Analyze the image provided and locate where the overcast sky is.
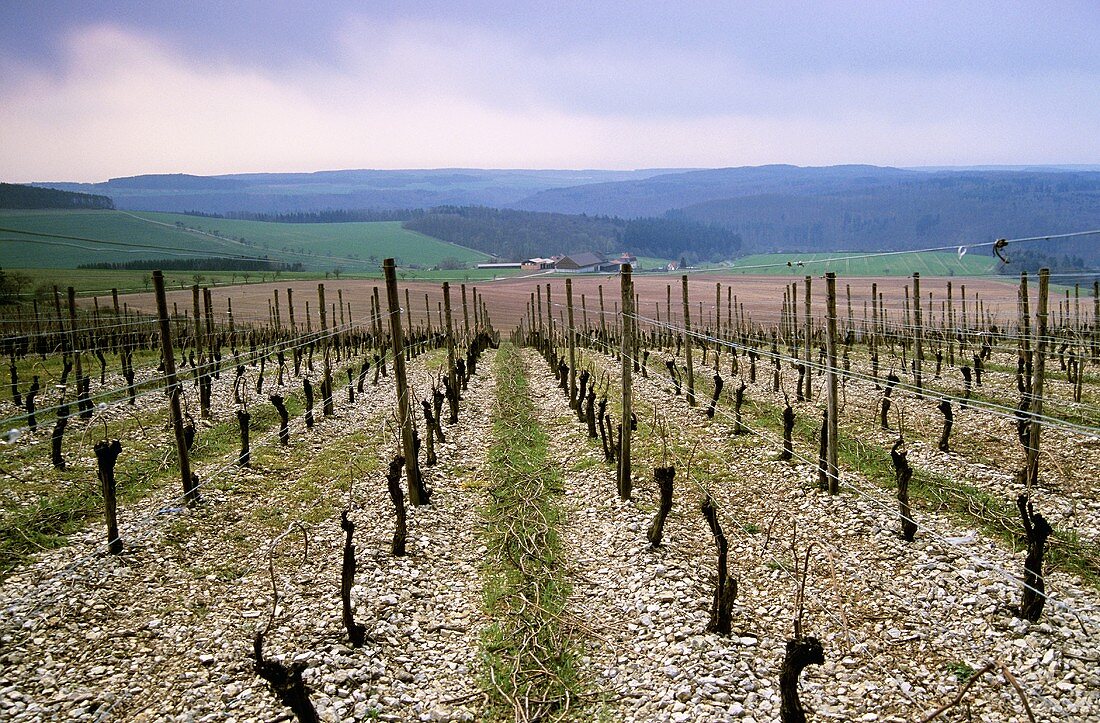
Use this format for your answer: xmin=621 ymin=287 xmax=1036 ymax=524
xmin=2 ymin=1 xmax=1099 ymax=182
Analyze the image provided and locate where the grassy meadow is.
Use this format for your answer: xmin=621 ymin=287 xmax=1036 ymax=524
xmin=0 ymin=209 xmax=491 ymax=272
xmin=725 ymin=250 xmax=1001 ymax=276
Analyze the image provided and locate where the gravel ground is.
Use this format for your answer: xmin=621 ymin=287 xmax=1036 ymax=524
xmin=0 ymin=346 xmax=497 ymax=722
xmin=1 ymin=337 xmax=1098 ymax=722
xmin=552 ymin=342 xmax=1100 ymax=722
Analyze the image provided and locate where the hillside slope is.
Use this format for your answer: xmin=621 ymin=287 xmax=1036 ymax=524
xmin=0 ymin=210 xmax=490 ymax=271
xmin=34 ymin=169 xmax=680 ymax=214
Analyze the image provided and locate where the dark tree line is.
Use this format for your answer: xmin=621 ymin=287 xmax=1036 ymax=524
xmin=0 ymin=267 xmax=31 ymax=305
xmin=186 ymin=209 xmax=423 ymax=223
xmin=0 ymin=183 xmax=114 ymax=210
xmin=403 ymin=206 xmax=742 ymax=263
xmin=79 ymin=257 xmax=303 ymax=272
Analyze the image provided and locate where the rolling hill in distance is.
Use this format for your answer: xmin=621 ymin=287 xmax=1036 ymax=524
xmin=35 ymin=169 xmax=685 ymax=214
xmin=18 ymin=164 xmax=1100 ymax=270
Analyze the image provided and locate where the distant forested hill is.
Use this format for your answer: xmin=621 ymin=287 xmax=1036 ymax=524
xmin=511 ymin=165 xmax=916 ymax=217
xmin=25 ymin=165 xmax=1100 ymax=267
xmin=0 ymin=183 xmax=113 ymax=210
xmin=402 ymin=206 xmax=740 ymax=263
xmin=33 ymin=169 xmax=677 ymax=214
xmin=673 ymin=172 xmax=1100 ymax=261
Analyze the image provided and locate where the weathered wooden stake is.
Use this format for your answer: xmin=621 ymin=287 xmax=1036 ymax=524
xmin=682 ymin=275 xmax=696 ymax=405
xmin=913 ymin=272 xmax=924 ymax=396
xmin=566 ymin=278 xmax=578 ymax=410
xmin=384 ymin=259 xmax=424 ymax=505
xmin=153 ymin=271 xmax=198 ymax=504
xmin=803 ymin=276 xmax=812 ymax=401
xmin=443 ymin=282 xmax=460 ymax=424
xmin=824 ymin=273 xmax=839 ymax=493
xmin=619 ymin=264 xmax=634 ymax=499
xmin=1026 ymin=269 xmax=1050 ymax=487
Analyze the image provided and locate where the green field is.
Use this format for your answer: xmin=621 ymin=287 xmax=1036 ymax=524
xmin=0 ymin=209 xmax=491 ymax=272
xmin=723 ymin=250 xmax=1001 ymax=276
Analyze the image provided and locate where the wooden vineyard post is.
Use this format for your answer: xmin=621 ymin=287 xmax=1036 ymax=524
xmin=384 ymin=259 xmax=423 ymax=505
xmin=192 ymin=285 xmax=209 ymax=418
xmin=1027 ymin=269 xmax=1049 ymax=487
xmin=912 ymin=272 xmax=924 ymax=397
xmin=665 ymin=284 xmax=672 ymax=348
xmin=599 ymin=285 xmax=607 ymax=343
xmin=461 ymin=284 xmax=470 ymax=343
xmin=715 ymin=282 xmax=721 ymax=342
xmin=566 ymin=278 xmax=578 ymax=410
xmin=153 ymin=271 xmax=198 ymax=504
xmin=946 ymin=282 xmax=954 ymax=367
xmin=318 ymin=283 xmax=334 ymax=416
xmin=824 ymin=273 xmax=840 ymax=494
xmin=536 ymin=284 xmax=544 ymax=339
xmin=845 ymin=283 xmax=853 ymax=338
xmin=803 ymin=276 xmax=812 ymax=402
xmin=870 ymin=282 xmax=880 ymax=383
xmin=473 ymin=287 xmax=481 ymax=334
xmin=443 ymin=282 xmax=459 ymax=424
xmin=404 ymin=289 xmax=412 ymax=347
xmin=372 ymin=286 xmax=383 ymax=344
xmin=682 ymin=275 xmax=696 ymax=406
xmin=1093 ymin=280 xmax=1099 ymax=362
xmin=1019 ymin=273 xmax=1032 ymax=395
xmin=619 ymin=264 xmax=634 ymax=499
xmin=527 ymin=293 xmax=535 ymax=343
xmin=286 ymin=288 xmax=296 ymax=334
xmin=545 ymin=283 xmax=554 ymax=349
xmin=65 ymin=287 xmax=88 ymax=419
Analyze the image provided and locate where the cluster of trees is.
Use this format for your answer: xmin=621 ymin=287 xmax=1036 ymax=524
xmin=403 ymin=206 xmax=623 ymax=261
xmin=996 ymin=250 xmax=1093 ymax=276
xmin=402 ymin=206 xmax=741 ymax=263
xmin=0 ymin=267 xmax=30 ymax=305
xmin=0 ymin=183 xmax=114 ymax=210
xmin=622 ymin=218 xmax=740 ymax=263
xmin=79 ymin=257 xmax=303 ymax=272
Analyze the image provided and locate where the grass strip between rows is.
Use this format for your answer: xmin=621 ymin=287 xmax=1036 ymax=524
xmin=480 ymin=342 xmax=583 ymax=721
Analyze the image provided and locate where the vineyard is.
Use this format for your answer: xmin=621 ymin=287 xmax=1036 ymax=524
xmin=0 ymin=262 xmax=1098 ymax=722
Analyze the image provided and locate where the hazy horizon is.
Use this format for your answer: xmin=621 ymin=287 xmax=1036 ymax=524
xmin=3 ymin=1 xmax=1099 ymax=183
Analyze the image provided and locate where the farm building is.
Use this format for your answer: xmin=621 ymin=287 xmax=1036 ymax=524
xmin=475 ymin=262 xmax=522 ymax=269
xmin=554 ymin=252 xmax=615 ymax=273
xmin=521 ymin=257 xmax=557 ymax=272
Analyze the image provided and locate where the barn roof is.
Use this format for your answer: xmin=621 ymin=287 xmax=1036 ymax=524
xmin=556 ymin=252 xmax=605 ymax=268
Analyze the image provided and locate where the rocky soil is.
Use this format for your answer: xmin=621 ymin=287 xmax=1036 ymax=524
xmin=0 ymin=336 xmax=1098 ymax=722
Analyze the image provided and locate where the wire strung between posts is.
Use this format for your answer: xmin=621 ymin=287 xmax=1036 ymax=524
xmin=675 ymin=228 xmax=1100 ymax=276
xmin=628 ymin=312 xmax=1100 ymax=439
xmin=556 ymin=327 xmax=1100 ymax=635
xmin=557 ymin=336 xmax=1086 ymax=717
xmin=0 ymin=312 xmax=394 ymax=429
xmin=546 ymin=312 xmax=1095 ymax=611
xmin=616 ymin=317 xmax=1100 ymax=625
xmin=3 ymin=343 xmax=407 ymax=613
